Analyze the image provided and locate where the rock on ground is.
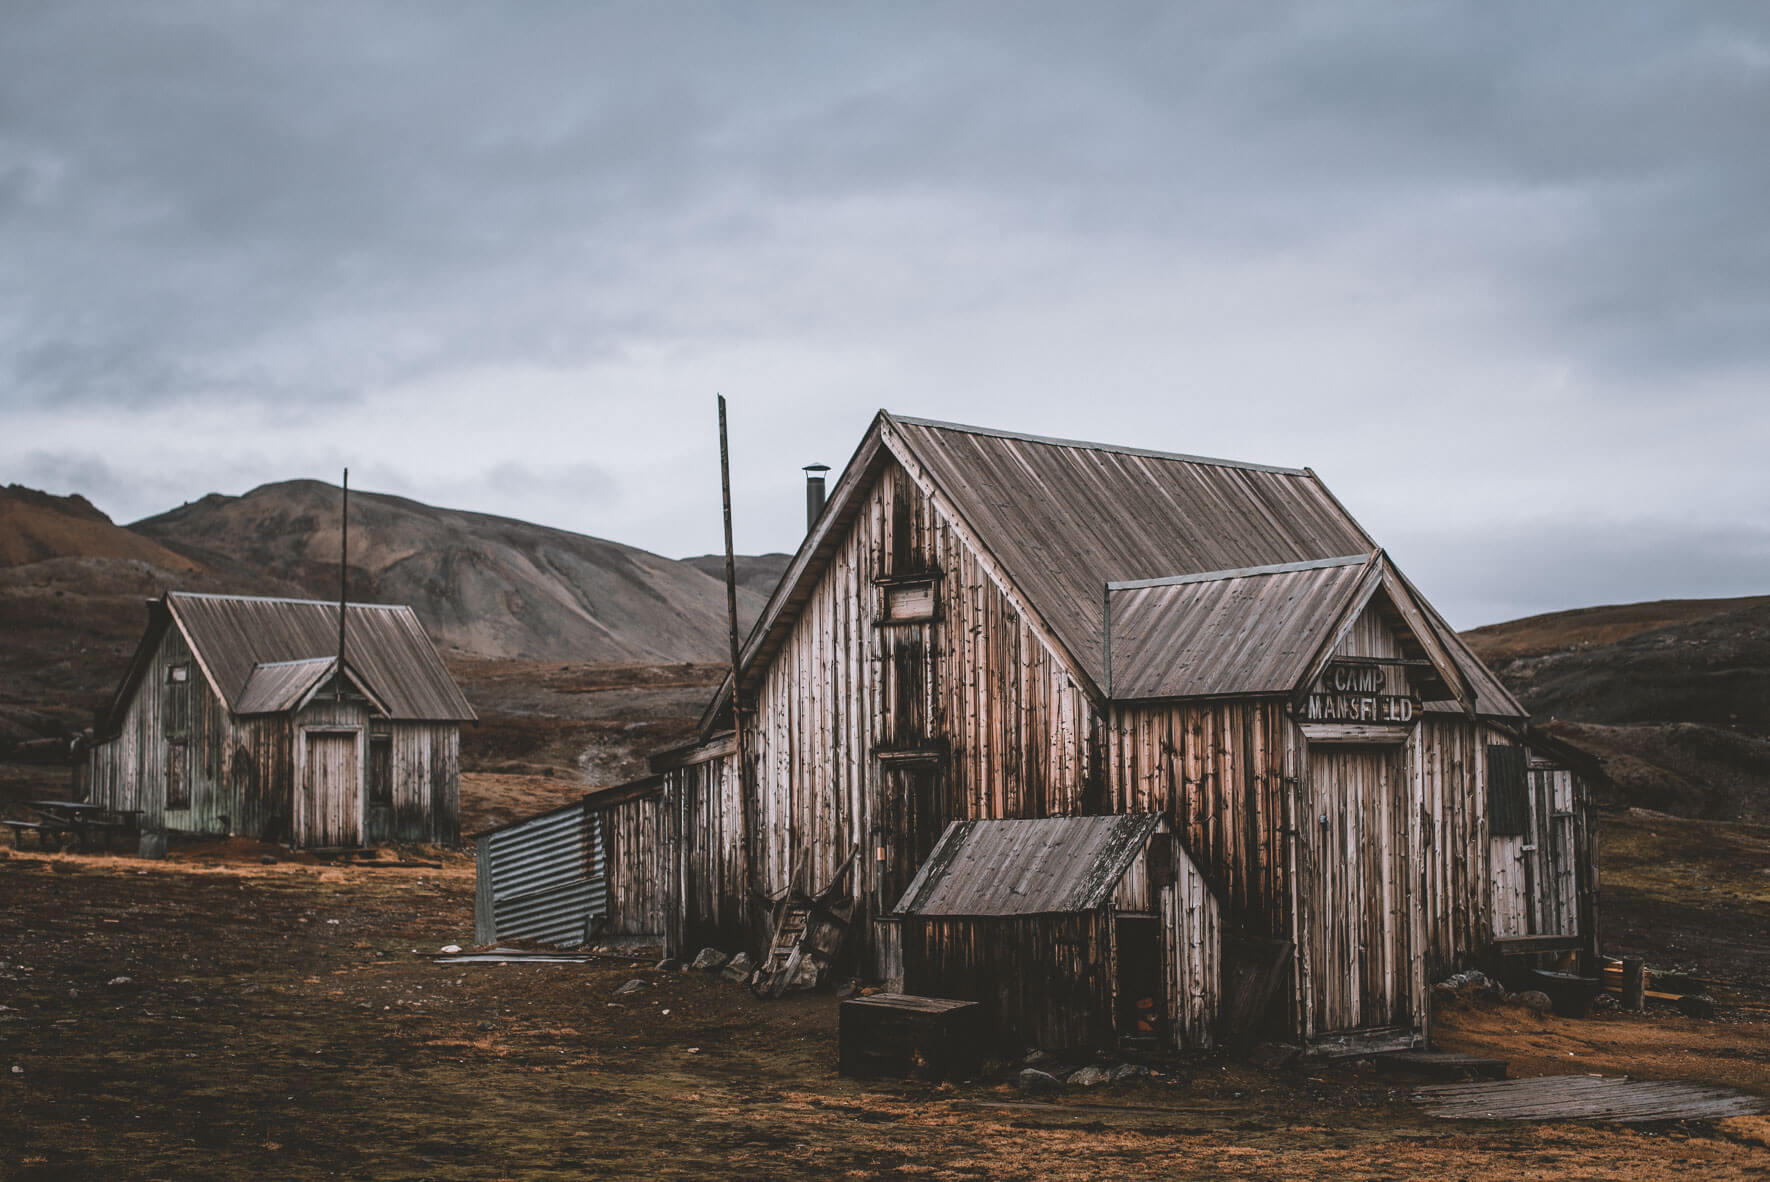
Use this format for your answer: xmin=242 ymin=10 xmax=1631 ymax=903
xmin=690 ymin=947 xmax=728 ymax=971
xmin=1017 ymin=1068 xmax=1063 ymax=1095
xmin=1515 ymin=990 xmax=1554 ymax=1014
xmin=1068 ymin=1065 xmax=1111 ymax=1087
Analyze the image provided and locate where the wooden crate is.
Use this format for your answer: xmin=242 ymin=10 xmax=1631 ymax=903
xmin=838 ymin=994 xmax=983 ymax=1081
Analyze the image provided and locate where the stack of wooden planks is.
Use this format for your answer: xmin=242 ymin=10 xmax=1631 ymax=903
xmin=1414 ymin=1075 xmax=1769 ymax=1123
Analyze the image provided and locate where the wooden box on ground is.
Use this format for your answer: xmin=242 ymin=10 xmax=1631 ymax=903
xmin=839 ymin=994 xmax=983 ymax=1081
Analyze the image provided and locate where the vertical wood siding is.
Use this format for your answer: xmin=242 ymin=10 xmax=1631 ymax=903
xmin=1105 ymin=700 xmax=1293 ymax=940
xmin=901 ymin=913 xmax=1113 ymax=1054
xmin=1163 ymin=846 xmax=1221 ymax=1050
xmin=746 ymin=462 xmax=1099 ymax=967
xmin=595 ymin=787 xmax=676 ymax=943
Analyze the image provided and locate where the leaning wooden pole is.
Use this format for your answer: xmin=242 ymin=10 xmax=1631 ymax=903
xmin=717 ymin=397 xmax=756 ymax=901
xmin=336 ymin=468 xmax=349 ymax=700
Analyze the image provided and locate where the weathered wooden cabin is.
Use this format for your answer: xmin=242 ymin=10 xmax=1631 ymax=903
xmin=497 ymin=411 xmax=1599 ymax=1054
xmin=88 ymin=591 xmax=475 ymax=848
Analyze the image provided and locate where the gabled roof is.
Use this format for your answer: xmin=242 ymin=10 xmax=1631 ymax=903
xmin=1106 ymin=555 xmax=1374 ymax=700
xmin=707 ymin=411 xmax=1524 ymax=728
xmin=235 ymin=657 xmax=389 ymax=717
xmin=894 ymin=814 xmax=1164 ymax=917
xmin=107 ymin=592 xmax=476 ymax=726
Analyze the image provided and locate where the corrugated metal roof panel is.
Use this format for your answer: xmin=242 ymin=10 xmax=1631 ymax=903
xmin=889 ymin=416 xmax=1373 ymax=692
xmin=717 ymin=412 xmax=1527 ymax=726
xmin=895 ymin=815 xmax=1163 ymax=917
xmin=480 ymin=805 xmax=609 ymax=947
xmin=1108 ymin=558 xmax=1369 ymax=699
xmin=235 ymin=658 xmax=334 ymax=715
xmin=167 ymin=592 xmax=475 ymax=721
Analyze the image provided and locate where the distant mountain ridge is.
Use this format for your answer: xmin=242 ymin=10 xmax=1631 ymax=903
xmin=0 ymin=481 xmax=778 ymax=743
xmin=131 ymin=480 xmax=769 ymax=663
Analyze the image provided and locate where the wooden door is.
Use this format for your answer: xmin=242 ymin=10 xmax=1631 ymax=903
xmin=875 ymin=760 xmax=949 ymax=913
xmin=1302 ymin=745 xmax=1414 ymax=1036
xmin=301 ymin=731 xmax=362 ymax=848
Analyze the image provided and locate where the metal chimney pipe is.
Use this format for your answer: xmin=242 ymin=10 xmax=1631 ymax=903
xmin=803 ymin=464 xmax=830 ymax=532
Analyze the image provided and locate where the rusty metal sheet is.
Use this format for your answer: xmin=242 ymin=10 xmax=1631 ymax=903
xmin=894 ymin=814 xmax=1162 ymax=917
xmin=167 ymin=592 xmax=475 ymax=721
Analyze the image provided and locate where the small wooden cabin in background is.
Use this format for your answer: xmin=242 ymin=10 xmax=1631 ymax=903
xmin=487 ymin=411 xmax=1602 ymax=1056
xmin=89 ymin=591 xmax=475 ymax=848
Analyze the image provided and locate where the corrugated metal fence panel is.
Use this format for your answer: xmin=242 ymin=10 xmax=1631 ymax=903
xmin=477 ymin=804 xmax=608 ymax=947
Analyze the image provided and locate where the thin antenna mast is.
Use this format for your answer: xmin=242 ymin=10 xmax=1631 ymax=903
xmin=717 ymin=397 xmax=755 ymax=897
xmin=336 ymin=468 xmax=348 ymax=700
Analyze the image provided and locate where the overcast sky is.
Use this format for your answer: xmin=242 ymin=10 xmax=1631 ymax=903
xmin=4 ymin=2 xmax=1767 ymax=627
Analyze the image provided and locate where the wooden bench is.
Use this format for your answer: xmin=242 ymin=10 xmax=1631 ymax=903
xmin=4 ymin=820 xmax=67 ymax=850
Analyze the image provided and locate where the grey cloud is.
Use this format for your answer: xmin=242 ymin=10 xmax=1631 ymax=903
xmin=1389 ymin=517 xmax=1770 ymax=630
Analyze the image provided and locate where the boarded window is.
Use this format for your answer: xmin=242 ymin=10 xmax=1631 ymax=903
xmin=1487 ymin=744 xmax=1530 ymax=837
xmin=369 ymin=736 xmax=393 ymax=806
xmin=164 ymin=663 xmax=190 ymax=737
xmin=881 ymin=579 xmax=938 ymax=623
xmin=166 ymin=741 xmax=190 ymax=809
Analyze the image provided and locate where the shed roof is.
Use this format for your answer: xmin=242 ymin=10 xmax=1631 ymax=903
xmin=714 ymin=412 xmax=1524 ymax=723
xmin=894 ymin=814 xmax=1164 ymax=917
xmin=163 ymin=592 xmax=475 ymax=722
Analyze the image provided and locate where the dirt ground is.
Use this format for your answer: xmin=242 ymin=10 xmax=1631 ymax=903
xmin=4 ymin=824 xmax=1770 ymax=1181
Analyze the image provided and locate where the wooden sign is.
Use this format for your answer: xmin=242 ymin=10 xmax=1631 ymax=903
xmin=1304 ymin=661 xmax=1418 ymax=725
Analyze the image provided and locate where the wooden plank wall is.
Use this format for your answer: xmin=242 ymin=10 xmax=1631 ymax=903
xmin=1162 ymin=846 xmax=1221 ymax=1050
xmin=1411 ymin=716 xmax=1493 ymax=976
xmin=88 ymin=625 xmax=295 ymax=839
xmin=595 ymin=787 xmax=676 ymax=943
xmin=1104 ymin=700 xmax=1293 ymax=939
xmin=746 ymin=462 xmax=1098 ymax=950
xmin=387 ymin=722 xmax=459 ymax=845
xmin=900 ymin=913 xmax=1113 ymax=1054
xmin=674 ymin=752 xmax=746 ymax=952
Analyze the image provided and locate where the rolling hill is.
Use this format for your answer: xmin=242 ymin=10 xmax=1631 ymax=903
xmin=131 ymin=480 xmax=767 ymax=663
xmin=1463 ymin=597 xmax=1770 ymax=821
xmin=0 ymin=481 xmax=774 ymax=749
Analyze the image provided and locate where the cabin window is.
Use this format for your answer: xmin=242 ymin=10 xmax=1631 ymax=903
xmin=879 ymin=578 xmax=938 ymax=623
xmin=1486 ymin=744 xmax=1530 ymax=836
xmin=369 ymin=736 xmax=393 ymax=806
xmin=164 ymin=663 xmax=191 ymax=737
xmin=166 ymin=741 xmax=190 ymax=809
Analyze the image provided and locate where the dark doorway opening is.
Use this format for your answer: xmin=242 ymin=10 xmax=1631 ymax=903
xmin=1115 ymin=915 xmax=1163 ymax=1046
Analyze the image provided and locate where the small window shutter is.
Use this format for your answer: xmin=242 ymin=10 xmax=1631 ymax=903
xmin=1487 ymin=745 xmax=1529 ymax=837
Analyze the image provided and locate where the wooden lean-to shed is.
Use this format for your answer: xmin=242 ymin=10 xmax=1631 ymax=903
xmin=895 ymin=815 xmax=1219 ymax=1053
xmin=512 ymin=411 xmax=1600 ymax=1055
xmin=88 ymin=591 xmax=475 ymax=848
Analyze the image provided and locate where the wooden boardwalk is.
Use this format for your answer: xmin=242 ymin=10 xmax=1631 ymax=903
xmin=1414 ymin=1075 xmax=1770 ymax=1123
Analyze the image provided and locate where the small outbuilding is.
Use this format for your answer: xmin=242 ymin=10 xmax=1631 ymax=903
xmin=88 ymin=591 xmax=475 ymax=848
xmin=895 ymin=814 xmax=1221 ymax=1054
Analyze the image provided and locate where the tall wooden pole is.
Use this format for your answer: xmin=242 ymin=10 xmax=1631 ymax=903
xmin=717 ymin=397 xmax=755 ymax=899
xmin=336 ymin=468 xmax=348 ymax=700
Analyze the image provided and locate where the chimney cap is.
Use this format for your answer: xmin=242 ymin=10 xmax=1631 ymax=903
xmin=803 ymin=463 xmax=830 ymax=476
